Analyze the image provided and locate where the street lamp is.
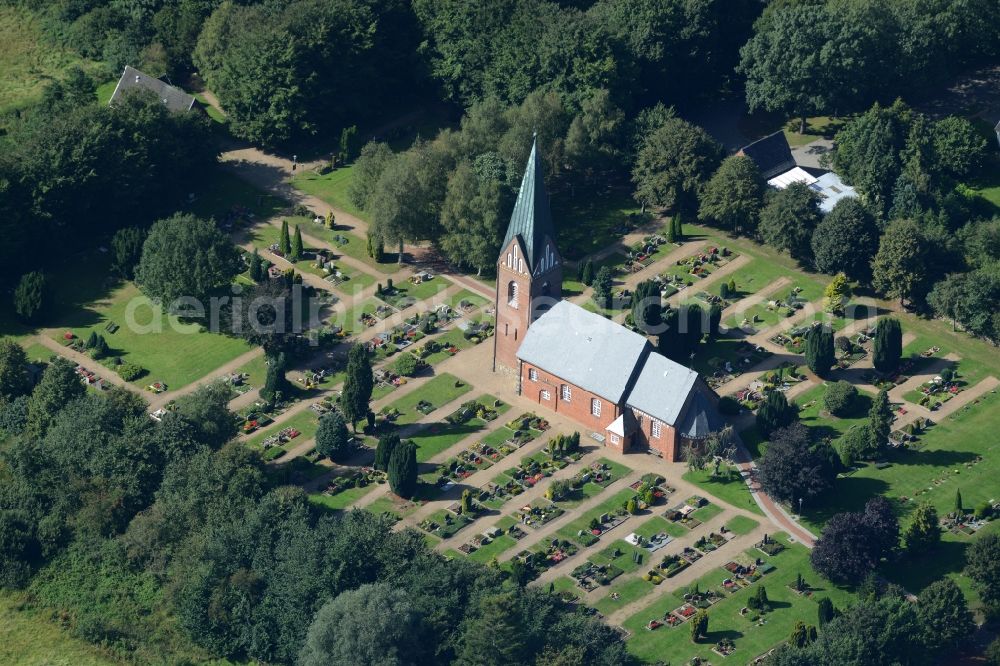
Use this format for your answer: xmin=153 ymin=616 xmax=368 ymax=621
xmin=798 ymin=497 xmax=804 ymax=516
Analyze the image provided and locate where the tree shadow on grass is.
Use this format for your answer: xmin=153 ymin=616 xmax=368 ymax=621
xmin=882 ymin=538 xmax=970 ymax=595
xmin=804 ymin=476 xmax=892 ymax=527
xmin=887 ymin=447 xmax=977 ymax=468
xmin=703 ymin=628 xmax=743 ymax=643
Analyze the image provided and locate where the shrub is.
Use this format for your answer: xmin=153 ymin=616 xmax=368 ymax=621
xmin=718 ymin=396 xmax=740 ymax=415
xmin=117 ymin=362 xmax=145 ymax=381
xmin=394 ymin=353 xmax=420 ymax=377
xmin=974 ymin=502 xmax=993 ymax=519
xmin=824 ymin=381 xmax=858 ymax=416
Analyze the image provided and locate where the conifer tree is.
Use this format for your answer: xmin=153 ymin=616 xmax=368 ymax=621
xmin=868 ymin=389 xmax=893 ymax=458
xmin=805 ymin=325 xmax=835 ymax=375
xmin=316 ymin=410 xmax=350 ymax=460
xmin=822 ymin=273 xmax=851 ymax=314
xmin=581 ymin=259 xmax=594 ymax=286
xmin=279 ymin=219 xmax=291 ymax=255
xmin=341 ymin=344 xmax=373 ymax=430
xmin=291 ymin=225 xmax=304 ymax=261
xmin=261 ymin=352 xmax=287 ymax=403
xmin=249 ymin=249 xmax=264 ymax=282
xmin=374 ymin=433 xmax=400 ymax=471
xmin=388 ymin=440 xmax=417 ymax=498
xmin=872 ymin=317 xmax=903 ymax=373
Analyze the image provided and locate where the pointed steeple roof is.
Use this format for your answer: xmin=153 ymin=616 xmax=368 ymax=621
xmin=501 ymin=135 xmax=557 ymax=272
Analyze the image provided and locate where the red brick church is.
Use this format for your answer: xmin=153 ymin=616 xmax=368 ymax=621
xmin=493 ymin=138 xmax=724 ymax=461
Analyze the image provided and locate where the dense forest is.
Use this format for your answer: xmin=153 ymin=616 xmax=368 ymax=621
xmin=2 ymin=0 xmax=1000 ymax=664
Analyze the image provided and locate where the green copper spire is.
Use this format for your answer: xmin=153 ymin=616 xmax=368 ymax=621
xmin=501 ymin=135 xmax=557 ymax=272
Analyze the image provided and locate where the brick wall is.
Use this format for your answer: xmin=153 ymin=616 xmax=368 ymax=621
xmin=519 ymin=361 xmax=618 ymax=434
xmin=629 ymin=409 xmax=679 ymax=461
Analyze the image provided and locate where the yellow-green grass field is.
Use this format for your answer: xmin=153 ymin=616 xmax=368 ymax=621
xmin=0 ymin=7 xmax=109 ymax=115
xmin=0 ymin=591 xmax=117 ymax=666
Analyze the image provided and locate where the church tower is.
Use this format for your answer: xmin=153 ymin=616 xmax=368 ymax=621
xmin=493 ymin=136 xmax=563 ymax=375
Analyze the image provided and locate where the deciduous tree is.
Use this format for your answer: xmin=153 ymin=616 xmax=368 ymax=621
xmin=135 ymin=214 xmax=240 ymax=304
xmin=760 ymin=182 xmax=821 ymax=262
xmin=872 ymin=219 xmax=930 ymax=306
xmin=812 ymin=199 xmax=879 ymax=283
xmin=698 ymin=156 xmax=765 ymax=235
xmin=632 ymin=118 xmax=722 ymax=214
xmin=903 ymin=503 xmax=940 ymax=553
xmin=299 ymin=583 xmax=420 ymax=666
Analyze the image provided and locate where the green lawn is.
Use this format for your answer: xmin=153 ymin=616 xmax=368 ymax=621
xmin=633 ymin=516 xmax=688 ymax=539
xmin=725 ymin=276 xmax=827 ymax=331
xmin=382 ymin=373 xmax=471 ymax=425
xmin=234 ymin=353 xmax=268 ymax=387
xmin=193 ymin=93 xmax=226 ymax=123
xmin=967 ymin=151 xmax=1000 ymax=214
xmin=408 ymin=393 xmax=510 ymax=461
xmin=555 ymin=481 xmax=607 ymax=508
xmin=718 ymin=258 xmax=795 ymax=301
xmin=0 ymin=6 xmax=108 ymax=115
xmin=291 ymin=164 xmax=368 ymax=220
xmin=365 ymin=496 xmax=404 ymax=520
xmin=590 ymin=539 xmax=648 ymax=573
xmin=188 ymin=169 xmax=287 ymax=222
xmin=551 ymin=190 xmax=650 ymax=261
xmin=52 ymin=283 xmax=252 ymax=390
xmin=794 ymin=383 xmax=873 ymax=444
xmin=691 ymin=503 xmax=724 ymax=523
xmin=304 ymin=224 xmax=403 ymax=275
xmin=595 ymin=457 xmax=633 ymax=483
xmin=0 ymin=591 xmax=117 ymax=666
xmin=243 ymin=221 xmax=376 ymax=294
xmin=245 ymin=409 xmax=319 ymax=451
xmin=683 ymin=468 xmax=764 ymax=516
xmin=798 ymin=390 xmax=1000 ymax=607
xmin=336 ymin=297 xmax=381 ymax=335
xmin=549 ymin=576 xmax=583 ymax=600
xmin=594 ymin=577 xmax=655 ymax=616
xmin=308 ymin=485 xmax=377 ymax=512
xmin=898 ymin=316 xmax=1000 ymax=388
xmin=467 ymin=534 xmax=518 ymax=563
xmin=556 ymin=488 xmax=638 ymax=545
xmin=20 ymin=342 xmax=55 ymax=364
xmin=725 ymin=515 xmax=761 ymax=536
xmin=623 ymin=534 xmax=857 ymax=664
xmin=96 ymin=80 xmax=117 ymax=105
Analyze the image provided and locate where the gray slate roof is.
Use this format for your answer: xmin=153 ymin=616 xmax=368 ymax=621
xmin=501 ymin=136 xmax=557 ymax=272
xmin=516 ymin=301 xmax=650 ymax=403
xmin=739 ymin=131 xmax=796 ymax=180
xmin=677 ymin=388 xmax=724 ymax=439
xmin=109 ymin=66 xmax=195 ymax=113
xmin=626 ymin=352 xmax=698 ymax=426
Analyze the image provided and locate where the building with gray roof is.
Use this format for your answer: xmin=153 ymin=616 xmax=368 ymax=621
xmin=109 ymin=66 xmax=197 ymax=113
xmin=495 ymin=138 xmax=725 ymax=462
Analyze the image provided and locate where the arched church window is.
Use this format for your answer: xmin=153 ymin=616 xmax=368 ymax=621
xmin=508 ymin=281 xmax=518 ymax=307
